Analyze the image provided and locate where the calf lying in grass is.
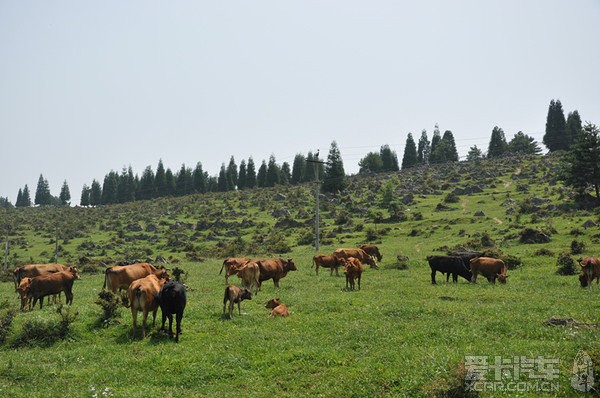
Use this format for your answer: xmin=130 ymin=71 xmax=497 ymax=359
xmin=265 ymin=298 xmax=289 ymax=317
xmin=223 ymin=286 xmax=252 ymax=319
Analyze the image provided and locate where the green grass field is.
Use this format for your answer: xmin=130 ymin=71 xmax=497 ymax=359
xmin=1 ymin=155 xmax=599 ymax=397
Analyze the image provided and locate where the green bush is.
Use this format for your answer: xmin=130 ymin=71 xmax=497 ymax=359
xmin=556 ymin=253 xmax=577 ymax=276
xmin=0 ymin=308 xmax=16 ymax=345
xmin=95 ymin=291 xmax=121 ymax=327
xmin=12 ymin=305 xmax=78 ymax=347
xmin=570 ymin=240 xmax=586 ymax=255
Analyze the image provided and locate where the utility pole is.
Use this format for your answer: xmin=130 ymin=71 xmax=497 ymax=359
xmin=3 ymin=225 xmax=9 ymax=270
xmin=307 ymin=152 xmax=331 ymax=252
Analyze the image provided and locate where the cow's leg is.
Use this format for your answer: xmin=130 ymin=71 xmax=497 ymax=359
xmin=167 ymin=313 xmax=174 ymax=337
xmin=131 ymin=308 xmax=138 ymax=337
xmin=141 ymin=311 xmax=149 ymax=338
xmin=471 ymin=273 xmax=477 ymax=283
xmin=335 ymin=267 xmax=339 ymax=277
xmin=229 ymin=301 xmax=235 ymax=318
xmin=175 ymin=312 xmax=182 ymax=343
xmin=274 ymin=278 xmax=280 ymax=288
xmin=316 ymin=265 xmax=319 ymax=276
xmin=452 ymin=273 xmax=458 ymax=283
xmin=66 ymin=291 xmax=73 ymax=305
xmin=357 ymin=275 xmax=361 ymax=290
xmin=446 ymin=272 xmax=451 ymax=283
xmin=152 ymin=308 xmax=158 ymax=328
xmin=431 ymin=270 xmax=437 ymax=284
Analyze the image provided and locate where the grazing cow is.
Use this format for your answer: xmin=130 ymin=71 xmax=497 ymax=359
xmin=333 ymin=248 xmax=378 ymax=269
xmin=17 ymin=277 xmax=32 ymax=311
xmin=427 ymin=255 xmax=472 ymax=284
xmin=579 ymin=256 xmax=600 ymax=287
xmin=265 ymin=298 xmax=289 ymax=317
xmin=312 ymin=254 xmax=342 ymax=276
xmin=343 ymin=257 xmax=363 ymax=290
xmin=223 ymin=285 xmax=252 ymax=319
xmin=360 ymin=244 xmax=383 ymax=262
xmin=470 ymin=257 xmax=509 ymax=284
xmin=235 ymin=261 xmax=260 ymax=293
xmin=220 ymin=257 xmax=251 ymax=284
xmin=28 ymin=268 xmax=80 ymax=309
xmin=13 ymin=263 xmax=76 ymax=292
xmin=103 ymin=262 xmax=169 ymax=293
xmin=156 ymin=281 xmax=187 ymax=342
xmin=257 ymin=258 xmax=297 ymax=288
xmin=127 ymin=274 xmax=168 ymax=338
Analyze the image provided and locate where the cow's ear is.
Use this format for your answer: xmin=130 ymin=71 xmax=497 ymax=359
xmin=276 ymin=298 xmax=280 ymax=301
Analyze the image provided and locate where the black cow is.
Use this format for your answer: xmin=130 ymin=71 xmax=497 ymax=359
xmin=156 ymin=281 xmax=187 ymax=342
xmin=427 ymin=255 xmax=472 ymax=284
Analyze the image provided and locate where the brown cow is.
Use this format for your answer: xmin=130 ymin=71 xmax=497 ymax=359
xmin=17 ymin=277 xmax=32 ymax=311
xmin=103 ymin=263 xmax=169 ymax=293
xmin=223 ymin=285 xmax=252 ymax=319
xmin=312 ymin=254 xmax=342 ymax=276
xmin=469 ymin=257 xmax=509 ymax=284
xmin=343 ymin=257 xmax=363 ymax=290
xmin=13 ymin=263 xmax=75 ymax=292
xmin=265 ymin=298 xmax=289 ymax=317
xmin=220 ymin=257 xmax=251 ymax=284
xmin=127 ymin=274 xmax=168 ymax=338
xmin=360 ymin=244 xmax=382 ymax=262
xmin=333 ymin=248 xmax=378 ymax=269
xmin=235 ymin=261 xmax=260 ymax=293
xmin=257 ymin=258 xmax=297 ymax=288
xmin=28 ymin=268 xmax=80 ymax=309
xmin=579 ymin=256 xmax=600 ymax=287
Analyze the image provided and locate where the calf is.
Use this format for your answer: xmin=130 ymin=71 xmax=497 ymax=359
xmin=343 ymin=257 xmax=363 ymax=290
xmin=333 ymin=248 xmax=378 ymax=269
xmin=220 ymin=257 xmax=251 ymax=284
xmin=127 ymin=274 xmax=168 ymax=338
xmin=470 ymin=257 xmax=508 ymax=284
xmin=29 ymin=268 xmax=79 ymax=309
xmin=223 ymin=285 xmax=252 ymax=319
xmin=17 ymin=277 xmax=32 ymax=311
xmin=579 ymin=256 xmax=600 ymax=288
xmin=265 ymin=298 xmax=289 ymax=317
xmin=156 ymin=281 xmax=187 ymax=342
xmin=312 ymin=254 xmax=342 ymax=276
xmin=427 ymin=255 xmax=472 ymax=284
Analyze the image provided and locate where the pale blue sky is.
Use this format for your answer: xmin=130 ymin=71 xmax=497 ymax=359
xmin=1 ymin=1 xmax=599 ymax=204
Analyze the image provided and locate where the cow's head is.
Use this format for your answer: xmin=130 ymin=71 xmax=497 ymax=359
xmin=265 ymin=298 xmax=281 ymax=309
xmin=579 ymin=273 xmax=590 ymax=287
xmin=156 ymin=269 xmax=170 ymax=281
xmin=285 ymin=259 xmax=297 ymax=271
xmin=17 ymin=278 xmax=31 ymax=310
xmin=68 ymin=266 xmax=82 ymax=280
xmin=240 ymin=288 xmax=252 ymax=301
xmin=497 ymin=273 xmax=509 ymax=284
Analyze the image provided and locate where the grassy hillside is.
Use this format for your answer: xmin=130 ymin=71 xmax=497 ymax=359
xmin=1 ymin=154 xmax=599 ymax=397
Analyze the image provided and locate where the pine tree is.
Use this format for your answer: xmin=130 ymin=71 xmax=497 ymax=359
xmin=206 ymin=176 xmax=218 ymax=192
xmin=466 ymin=146 xmax=483 ymax=162
xmin=507 ymin=132 xmax=541 ymax=155
xmin=281 ymin=162 xmax=291 ymax=185
xmin=257 ymin=161 xmax=268 ymax=188
xmin=322 ymin=141 xmax=347 ymax=193
xmin=429 ymin=126 xmax=442 ymax=163
xmin=117 ymin=167 xmax=135 ymax=203
xmin=417 ymin=130 xmax=431 ymax=164
xmin=59 ymin=180 xmax=71 ymax=205
xmin=192 ymin=162 xmax=207 ymax=193
xmin=543 ymin=99 xmax=567 ymax=151
xmin=358 ymin=152 xmax=383 ymax=174
xmin=226 ymin=156 xmax=238 ymax=190
xmin=175 ymin=164 xmax=193 ymax=196
xmin=90 ymin=180 xmax=102 ymax=206
xmin=291 ymin=154 xmax=306 ymax=185
xmin=380 ymin=145 xmax=399 ymax=171
xmin=565 ymin=110 xmax=583 ymax=148
xmin=246 ymin=157 xmax=257 ymax=189
xmin=401 ymin=134 xmax=418 ymax=169
xmin=487 ymin=126 xmax=508 ymax=158
xmin=21 ymin=185 xmax=31 ymax=207
xmin=80 ymin=184 xmax=90 ymax=206
xmin=15 ymin=189 xmax=23 ymax=207
xmin=138 ymin=166 xmax=155 ymax=200
xmin=155 ymin=159 xmax=167 ymax=197
xmin=34 ymin=174 xmax=52 ymax=206
xmin=441 ymin=130 xmax=459 ymax=161
xmin=237 ymin=160 xmax=247 ymax=190
xmin=217 ymin=164 xmax=228 ymax=191
xmin=101 ymin=171 xmax=119 ymax=204
xmin=164 ymin=168 xmax=176 ymax=196
xmin=560 ymin=123 xmax=600 ymax=198
xmin=266 ymin=155 xmax=280 ymax=187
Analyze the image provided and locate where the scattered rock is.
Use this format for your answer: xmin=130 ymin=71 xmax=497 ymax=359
xmin=474 ymin=211 xmax=485 ymax=217
xmin=583 ymin=219 xmax=598 ymax=228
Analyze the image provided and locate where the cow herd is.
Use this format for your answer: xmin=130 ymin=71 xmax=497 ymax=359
xmin=8 ymin=248 xmax=599 ymax=343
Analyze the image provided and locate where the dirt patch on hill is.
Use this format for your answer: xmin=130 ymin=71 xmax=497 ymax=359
xmin=545 ymin=317 xmax=598 ymax=328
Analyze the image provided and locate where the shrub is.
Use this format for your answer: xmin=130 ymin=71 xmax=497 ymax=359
xmin=556 ymin=253 xmax=577 ymax=276
xmin=365 ymin=227 xmax=383 ymax=242
xmin=519 ymin=228 xmax=550 ymax=244
xmin=12 ymin=305 xmax=78 ymax=347
xmin=570 ymin=240 xmax=586 ymax=255
xmin=0 ymin=308 xmax=16 ymax=345
xmin=297 ymin=229 xmax=315 ymax=246
xmin=533 ymin=248 xmax=554 ymax=256
xmin=172 ymin=267 xmax=188 ymax=284
xmin=95 ymin=291 xmax=121 ymax=327
xmin=444 ymin=192 xmax=460 ymax=204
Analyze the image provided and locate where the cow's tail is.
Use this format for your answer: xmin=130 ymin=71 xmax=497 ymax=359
xmin=103 ymin=268 xmax=110 ymax=290
xmin=220 ymin=260 xmax=227 ymax=275
xmin=223 ymin=286 xmax=230 ymax=304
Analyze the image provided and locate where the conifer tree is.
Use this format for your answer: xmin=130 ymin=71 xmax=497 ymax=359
xmin=217 ymin=164 xmax=228 ymax=191
xmin=101 ymin=171 xmax=119 ymax=204
xmin=15 ymin=189 xmax=23 ymax=207
xmin=441 ymin=130 xmax=459 ymax=161
xmin=429 ymin=126 xmax=442 ymax=163
xmin=401 ymin=134 xmax=418 ymax=169
xmin=565 ymin=110 xmax=583 ymax=148
xmin=380 ymin=144 xmax=399 ymax=171
xmin=358 ymin=152 xmax=383 ymax=173
xmin=59 ymin=180 xmax=71 ymax=205
xmin=466 ymin=146 xmax=483 ymax=162
xmin=192 ymin=162 xmax=207 ymax=193
xmin=138 ymin=166 xmax=155 ymax=200
xmin=257 ymin=160 xmax=268 ymax=188
xmin=237 ymin=160 xmax=247 ymax=190
xmin=90 ymin=180 xmax=102 ymax=206
xmin=164 ymin=168 xmax=176 ymax=196
xmin=226 ymin=156 xmax=238 ymax=190
xmin=266 ymin=155 xmax=280 ymax=187
xmin=246 ymin=157 xmax=257 ymax=189
xmin=507 ymin=132 xmax=541 ymax=155
xmin=543 ymin=99 xmax=567 ymax=151
xmin=417 ymin=130 xmax=431 ymax=165
xmin=22 ymin=185 xmax=31 ymax=207
xmin=206 ymin=176 xmax=218 ymax=192
xmin=80 ymin=184 xmax=90 ymax=206
xmin=291 ymin=154 xmax=306 ymax=185
xmin=487 ymin=126 xmax=508 ymax=158
xmin=322 ymin=141 xmax=347 ymax=193
xmin=176 ymin=164 xmax=193 ymax=196
xmin=34 ymin=174 xmax=52 ymax=206
xmin=155 ymin=159 xmax=167 ymax=197
xmin=560 ymin=123 xmax=600 ymax=198
xmin=117 ymin=167 xmax=135 ymax=203
xmin=281 ymin=162 xmax=291 ymax=185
